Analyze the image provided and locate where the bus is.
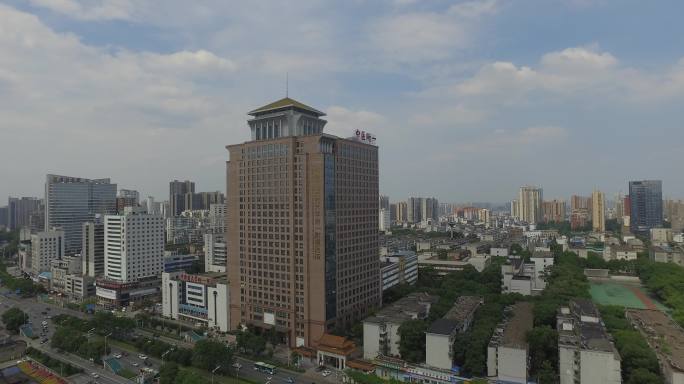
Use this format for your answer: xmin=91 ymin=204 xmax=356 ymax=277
xmin=254 ymin=362 xmax=277 ymax=375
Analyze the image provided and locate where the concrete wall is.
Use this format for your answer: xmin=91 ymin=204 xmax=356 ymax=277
xmin=207 ymin=283 xmax=230 ymax=332
xmin=558 ymin=346 xmax=576 ymax=384
xmin=425 ymin=333 xmax=452 ymax=370
xmin=363 ymin=322 xmax=381 ymax=359
xmin=497 ymin=346 xmax=527 ymax=384
xmin=486 ymin=345 xmax=497 ymax=377
xmin=580 ymin=350 xmax=621 ymax=384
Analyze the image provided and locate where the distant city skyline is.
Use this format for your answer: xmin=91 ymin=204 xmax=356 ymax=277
xmin=2 ymin=1 xmax=684 ymax=203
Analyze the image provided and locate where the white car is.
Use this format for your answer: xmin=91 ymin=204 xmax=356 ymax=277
xmin=322 ymin=370 xmax=331 ymax=377
xmin=138 ymin=354 xmax=148 ymax=360
xmin=114 ymin=353 xmax=122 ymax=359
xmin=132 ymin=362 xmax=139 ymax=367
xmin=232 ymin=362 xmax=242 ymax=369
xmin=90 ymin=372 xmax=100 ymax=378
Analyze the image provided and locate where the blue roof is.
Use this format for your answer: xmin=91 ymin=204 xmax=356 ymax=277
xmin=38 ymin=271 xmax=52 ymax=279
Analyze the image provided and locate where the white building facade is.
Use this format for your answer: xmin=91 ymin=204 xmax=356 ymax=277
xmin=162 ymin=271 xmax=230 ymax=332
xmin=31 ymin=229 xmax=65 ymax=274
xmin=104 ymin=207 xmax=164 ymax=283
xmin=204 ymin=233 xmax=227 ymax=273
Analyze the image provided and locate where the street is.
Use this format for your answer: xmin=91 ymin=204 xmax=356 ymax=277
xmin=0 ymin=293 xmax=339 ymax=383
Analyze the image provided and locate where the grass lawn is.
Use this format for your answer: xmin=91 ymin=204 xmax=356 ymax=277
xmin=118 ymin=368 xmax=137 ymax=379
xmin=589 ymin=281 xmax=667 ymax=310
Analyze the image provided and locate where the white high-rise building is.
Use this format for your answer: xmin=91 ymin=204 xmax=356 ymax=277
xmin=518 ymin=186 xmax=543 ymax=224
xmin=204 ymin=233 xmax=227 ymax=273
xmin=104 ymin=207 xmax=164 ymax=283
xmin=82 ymin=218 xmax=104 ymax=277
xmin=379 ymin=208 xmax=390 ymax=231
xmin=31 ymin=229 xmax=65 ymax=274
xmin=209 ymin=203 xmax=226 ymax=233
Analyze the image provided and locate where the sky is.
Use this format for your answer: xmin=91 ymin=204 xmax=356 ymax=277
xmin=1 ymin=0 xmax=683 ymax=204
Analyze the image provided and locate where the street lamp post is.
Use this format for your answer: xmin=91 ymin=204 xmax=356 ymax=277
xmin=103 ymin=332 xmax=112 ymax=369
xmin=211 ymin=365 xmax=221 ymax=384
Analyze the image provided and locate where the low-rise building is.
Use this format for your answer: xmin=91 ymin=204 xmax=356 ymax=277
xmin=380 ymin=251 xmax=418 ymax=291
xmin=650 ymin=246 xmax=684 ymax=266
xmin=425 ymin=296 xmax=483 ymax=370
xmin=487 ymin=302 xmax=534 ymax=384
xmin=626 ymin=309 xmax=684 ymax=384
xmin=651 ymin=228 xmax=673 ymax=244
xmin=363 ymin=292 xmax=438 ymax=360
xmin=490 ymin=247 xmax=509 ymax=257
xmin=418 ymin=253 xmax=491 ymax=274
xmin=162 ymin=271 xmax=230 ymax=332
xmin=163 ymin=252 xmax=199 ymax=272
xmin=501 ymin=253 xmax=553 ymax=296
xmin=604 ymin=244 xmax=638 ymax=261
xmin=558 ymin=299 xmax=621 ymax=384
xmin=95 ymin=277 xmax=161 ymax=309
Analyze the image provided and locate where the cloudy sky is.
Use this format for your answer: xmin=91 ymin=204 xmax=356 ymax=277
xmin=1 ymin=0 xmax=683 ymax=204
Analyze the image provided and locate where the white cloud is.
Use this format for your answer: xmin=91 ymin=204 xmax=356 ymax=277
xmin=27 ymin=0 xmax=134 ymax=21
xmin=367 ymin=0 xmax=499 ymax=64
xmin=325 ymin=106 xmax=387 ymax=137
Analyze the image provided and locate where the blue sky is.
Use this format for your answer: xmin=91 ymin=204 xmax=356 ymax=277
xmin=1 ymin=0 xmax=683 ymax=204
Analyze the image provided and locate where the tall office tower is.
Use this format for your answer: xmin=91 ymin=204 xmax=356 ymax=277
xmin=614 ymin=193 xmax=624 ymax=223
xmin=406 ymin=198 xmax=416 ymax=223
xmin=82 ymin=218 xmax=104 ymax=277
xmin=145 ymin=196 xmax=159 ymax=215
xmin=31 ymin=229 xmax=64 ymax=274
xmin=7 ymin=197 xmax=42 ymax=230
xmin=45 ymin=174 xmax=117 ymax=254
xmin=669 ymin=201 xmax=684 ymax=232
xmin=0 ymin=206 xmax=7 ymax=227
xmin=396 ymin=202 xmax=407 ymax=223
xmin=542 ymin=200 xmax=566 ymax=223
xmin=29 ymin=201 xmax=45 ymax=233
xmin=379 ymin=195 xmax=390 ymax=211
xmin=116 ymin=189 xmax=139 ymax=213
xmin=592 ymin=190 xmax=606 ymax=232
xmin=204 ymin=233 xmax=227 ymax=273
xmin=629 ymin=180 xmax=663 ymax=234
xmin=226 ymin=97 xmax=381 ymax=347
xmin=389 ymin=203 xmax=397 ymax=222
xmin=209 ymin=203 xmax=227 ymax=235
xmin=425 ymin=198 xmax=439 ymax=221
xmin=511 ymin=199 xmax=519 ymax=219
xmin=169 ymin=180 xmax=195 ymax=216
xmin=104 ymin=207 xmax=164 ymax=283
xmin=518 ymin=186 xmax=543 ymax=224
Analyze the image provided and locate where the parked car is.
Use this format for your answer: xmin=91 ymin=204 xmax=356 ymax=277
xmin=138 ymin=354 xmax=148 ymax=360
xmin=90 ymin=373 xmax=99 ymax=378
xmin=132 ymin=362 xmax=139 ymax=367
xmin=322 ymin=370 xmax=331 ymax=377
xmin=114 ymin=353 xmax=122 ymax=359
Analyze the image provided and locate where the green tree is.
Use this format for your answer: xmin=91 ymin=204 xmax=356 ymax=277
xmin=1 ymin=307 xmax=26 ymax=333
xmin=527 ymin=326 xmax=558 ymax=380
xmin=236 ymin=330 xmax=266 ymax=356
xmin=398 ymin=319 xmax=427 ymax=363
xmin=626 ymin=368 xmax=664 ymax=384
xmin=537 ymin=360 xmax=558 ymax=384
xmin=159 ymin=362 xmax=180 ymax=384
xmin=191 ymin=339 xmax=234 ymax=374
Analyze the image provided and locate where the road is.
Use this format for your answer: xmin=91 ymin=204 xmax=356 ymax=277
xmin=0 ymin=292 xmax=336 ymax=384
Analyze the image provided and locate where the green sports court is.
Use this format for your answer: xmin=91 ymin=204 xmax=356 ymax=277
xmin=589 ymin=280 xmax=667 ymax=310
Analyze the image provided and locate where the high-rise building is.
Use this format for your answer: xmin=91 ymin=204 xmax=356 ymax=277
xmin=379 ymin=208 xmax=390 ymax=231
xmin=226 ymin=97 xmax=381 ymax=347
xmin=116 ymin=189 xmax=139 ymax=213
xmin=45 ymin=174 xmax=116 ymax=254
xmin=407 ymin=197 xmax=420 ymax=223
xmin=542 ymin=199 xmax=566 ymax=223
xmin=396 ymin=202 xmax=407 ymax=223
xmin=104 ymin=207 xmax=164 ymax=283
xmin=389 ymin=203 xmax=397 ymax=223
xmin=379 ymin=195 xmax=390 ymax=211
xmin=511 ymin=200 xmax=519 ymax=219
xmin=518 ymin=186 xmax=543 ymax=224
xmin=666 ymin=200 xmax=684 ymax=232
xmin=592 ymin=190 xmax=605 ymax=232
xmin=169 ymin=180 xmax=195 ymax=216
xmin=209 ymin=203 xmax=226 ymax=234
xmin=7 ymin=197 xmax=42 ymax=231
xmin=614 ymin=193 xmax=624 ymax=224
xmin=204 ymin=233 xmax=227 ymax=273
xmin=82 ymin=218 xmax=104 ymax=277
xmin=0 ymin=206 xmax=7 ymax=228
xmin=629 ymin=180 xmax=663 ymax=234
xmin=31 ymin=229 xmax=65 ymax=274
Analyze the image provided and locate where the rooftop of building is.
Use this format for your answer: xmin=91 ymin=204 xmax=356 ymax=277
xmin=427 ymin=319 xmax=459 ymax=336
xmin=499 ymin=302 xmax=534 ymax=348
xmin=531 ymin=250 xmax=553 ymax=258
xmin=248 ymin=97 xmax=326 ymax=117
xmin=443 ymin=296 xmax=483 ymax=326
xmin=364 ymin=292 xmax=438 ymax=325
xmin=558 ymin=300 xmax=618 ymax=354
xmin=627 ymin=309 xmax=684 ymax=372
